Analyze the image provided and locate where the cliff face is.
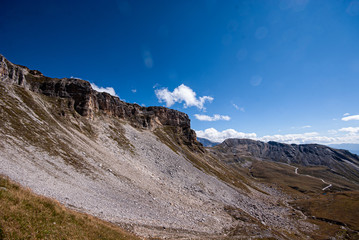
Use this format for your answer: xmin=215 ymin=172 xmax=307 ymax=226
xmin=0 ymin=54 xmax=200 ymax=148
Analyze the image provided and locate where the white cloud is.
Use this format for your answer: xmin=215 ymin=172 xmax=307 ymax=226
xmin=196 ymin=128 xmax=257 ymax=143
xmin=290 ymin=125 xmax=312 ymax=130
xmin=339 ymin=127 xmax=359 ymax=134
xmin=342 ymin=115 xmax=359 ymax=121
xmin=155 ymin=84 xmax=213 ymax=110
xmin=259 ymin=132 xmax=336 ymax=144
xmin=328 ymin=129 xmax=338 ymax=134
xmin=70 ymin=76 xmax=83 ymax=80
xmin=343 ymin=113 xmax=350 ymax=116
xmin=143 ymin=50 xmax=153 ymax=69
xmin=232 ymin=103 xmax=245 ymax=112
xmin=131 ymin=89 xmax=137 ymax=93
xmin=194 ymin=114 xmax=230 ymax=121
xmin=90 ymin=83 xmax=118 ymax=97
xmin=196 ymin=128 xmax=359 ymax=145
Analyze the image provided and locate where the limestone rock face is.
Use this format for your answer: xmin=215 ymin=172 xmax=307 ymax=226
xmin=0 ymin=54 xmax=28 ymax=87
xmin=0 ymin=54 xmax=199 ymax=148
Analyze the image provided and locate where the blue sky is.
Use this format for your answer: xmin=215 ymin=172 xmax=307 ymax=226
xmin=1 ymin=0 xmax=359 ymax=144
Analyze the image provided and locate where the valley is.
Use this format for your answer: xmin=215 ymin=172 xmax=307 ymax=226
xmin=1 ymin=54 xmax=359 ymax=239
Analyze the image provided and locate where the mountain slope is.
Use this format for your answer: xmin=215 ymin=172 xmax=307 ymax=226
xmin=0 ymin=175 xmax=140 ymax=240
xmin=1 ymin=54 xmax=359 ymax=239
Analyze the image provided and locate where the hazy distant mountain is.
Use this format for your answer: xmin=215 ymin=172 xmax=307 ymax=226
xmin=328 ymin=144 xmax=359 ymax=155
xmin=197 ymin=137 xmax=220 ymax=147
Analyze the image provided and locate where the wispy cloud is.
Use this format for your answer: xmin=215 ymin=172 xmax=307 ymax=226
xmin=259 ymin=132 xmax=335 ymax=144
xmin=343 ymin=113 xmax=350 ymax=116
xmin=342 ymin=114 xmax=359 ymax=121
xmin=70 ymin=76 xmax=83 ymax=80
xmin=194 ymin=114 xmax=230 ymax=121
xmin=90 ymin=83 xmax=118 ymax=97
xmin=196 ymin=128 xmax=359 ymax=144
xmin=196 ymin=128 xmax=257 ymax=143
xmin=155 ymin=84 xmax=213 ymax=110
xmin=328 ymin=129 xmax=338 ymax=134
xmin=291 ymin=125 xmax=312 ymax=129
xmin=131 ymin=89 xmax=137 ymax=93
xmin=143 ymin=50 xmax=153 ymax=69
xmin=339 ymin=127 xmax=359 ymax=134
xmin=232 ymin=103 xmax=245 ymax=112
xmin=250 ymin=75 xmax=262 ymax=86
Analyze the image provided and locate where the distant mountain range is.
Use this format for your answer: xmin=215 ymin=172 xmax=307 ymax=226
xmin=198 ymin=137 xmax=359 ymax=156
xmin=197 ymin=137 xmax=220 ymax=147
xmin=328 ymin=144 xmax=359 ymax=155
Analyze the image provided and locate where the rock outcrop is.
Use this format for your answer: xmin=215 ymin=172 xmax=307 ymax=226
xmin=0 ymin=54 xmax=200 ymax=148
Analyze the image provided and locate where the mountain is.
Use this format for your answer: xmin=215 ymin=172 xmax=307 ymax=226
xmin=329 ymin=143 xmax=359 ymax=155
xmin=197 ymin=137 xmax=220 ymax=147
xmin=1 ymin=54 xmax=359 ymax=239
xmin=211 ymin=138 xmax=359 ymax=183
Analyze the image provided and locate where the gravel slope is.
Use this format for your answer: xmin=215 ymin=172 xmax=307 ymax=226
xmin=0 ymin=83 xmax=315 ymax=239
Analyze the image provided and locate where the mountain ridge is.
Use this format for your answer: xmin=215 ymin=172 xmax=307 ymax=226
xmin=1 ymin=54 xmax=359 ymax=239
xmin=211 ymin=138 xmax=359 ymax=184
xmin=0 ymin=54 xmax=202 ymax=151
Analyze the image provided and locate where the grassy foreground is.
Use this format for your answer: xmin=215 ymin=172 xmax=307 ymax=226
xmin=0 ymin=176 xmax=140 ymax=240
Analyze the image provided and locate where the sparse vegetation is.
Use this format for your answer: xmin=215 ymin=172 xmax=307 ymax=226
xmin=109 ymin=119 xmax=136 ymax=154
xmin=0 ymin=176 xmax=140 ymax=240
xmin=291 ymin=191 xmax=359 ymax=239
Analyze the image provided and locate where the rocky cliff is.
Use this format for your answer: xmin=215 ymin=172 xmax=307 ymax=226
xmin=0 ymin=54 xmax=200 ymax=148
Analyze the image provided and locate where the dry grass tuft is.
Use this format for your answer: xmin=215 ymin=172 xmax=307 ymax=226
xmin=0 ymin=175 xmax=140 ymax=240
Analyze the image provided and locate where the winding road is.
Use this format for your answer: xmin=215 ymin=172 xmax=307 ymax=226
xmin=291 ymin=166 xmax=332 ymax=191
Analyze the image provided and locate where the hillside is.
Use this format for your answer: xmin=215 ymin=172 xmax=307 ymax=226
xmin=0 ymin=175 xmax=140 ymax=240
xmin=1 ymin=54 xmax=359 ymax=239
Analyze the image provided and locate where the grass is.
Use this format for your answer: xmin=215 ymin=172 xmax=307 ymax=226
xmin=291 ymin=191 xmax=359 ymax=239
xmin=249 ymin=160 xmax=333 ymax=195
xmin=0 ymin=84 xmax=95 ymax=173
xmin=0 ymin=175 xmax=140 ymax=240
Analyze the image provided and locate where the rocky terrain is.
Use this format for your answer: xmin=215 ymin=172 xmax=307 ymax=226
xmin=1 ymin=54 xmax=359 ymax=239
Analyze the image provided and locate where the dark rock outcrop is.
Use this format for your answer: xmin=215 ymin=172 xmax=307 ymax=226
xmin=0 ymin=54 xmax=200 ymax=148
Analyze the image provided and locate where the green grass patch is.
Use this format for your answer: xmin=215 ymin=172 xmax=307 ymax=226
xmin=0 ymin=176 xmax=140 ymax=240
